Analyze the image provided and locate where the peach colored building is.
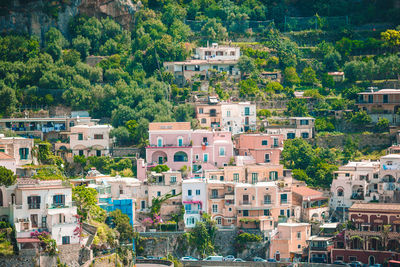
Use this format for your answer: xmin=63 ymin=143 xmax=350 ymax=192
xmin=0 ymin=135 xmax=34 ymax=176
xmin=235 ymin=133 xmax=284 ymax=164
xmin=70 ymin=124 xmax=112 ymax=157
xmin=235 ymin=181 xmax=292 ymax=231
xmin=269 ymin=223 xmax=311 ymax=262
xmin=206 ymin=180 xmax=236 ymax=229
xmin=195 ymin=97 xmax=222 ymax=129
xmin=292 ymin=186 xmax=329 ymax=223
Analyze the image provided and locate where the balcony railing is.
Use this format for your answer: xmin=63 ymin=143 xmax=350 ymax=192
xmin=310 ymin=246 xmax=328 ymax=251
xmin=239 ymin=201 xmax=252 ymax=205
xmin=147 ymin=144 xmax=191 ymax=148
xmin=261 ymin=200 xmax=273 ymax=205
xmin=48 ymin=202 xmax=76 ymax=209
xmin=210 ymin=195 xmax=224 ymax=199
xmin=185 ymin=210 xmax=201 ymax=215
xmin=28 ymin=203 xmax=40 ymax=209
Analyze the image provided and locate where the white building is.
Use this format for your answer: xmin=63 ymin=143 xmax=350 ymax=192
xmin=0 ymin=152 xmax=16 ymax=174
xmin=70 ymin=124 xmax=113 ymax=157
xmin=0 ymin=179 xmax=79 ymax=249
xmin=195 ymin=43 xmax=240 ymax=60
xmin=0 ymin=135 xmax=35 ymax=176
xmin=182 ymin=179 xmax=207 ymax=228
xmin=263 ymin=117 xmax=315 ymax=139
xmin=221 ymin=102 xmax=257 ymax=134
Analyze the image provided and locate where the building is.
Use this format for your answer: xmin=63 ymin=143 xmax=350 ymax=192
xmin=357 ymin=89 xmax=400 ymax=125
xmin=182 ymin=179 xmax=207 ymax=228
xmin=0 ymin=179 xmax=79 ymax=250
xmin=0 ymin=135 xmax=34 ymax=176
xmin=164 ymin=44 xmax=241 ymax=86
xmin=145 ymin=122 xmax=233 ymax=174
xmin=330 ymin=155 xmax=400 ymax=221
xmin=263 ymin=117 xmax=315 ymax=139
xmin=0 ymin=111 xmax=98 ymax=140
xmin=292 ymin=186 xmax=329 ymax=223
xmin=269 ymin=223 xmax=311 ymax=262
xmin=70 ymin=124 xmax=113 ymax=157
xmin=206 ymin=180 xmax=236 ymax=229
xmin=220 ymin=102 xmax=257 ymax=134
xmin=0 ymin=152 xmax=16 ymax=174
xmin=234 ymin=133 xmax=284 ymax=164
xmin=195 ymin=96 xmax=222 ymax=129
xmin=327 ymin=72 xmax=345 ymax=82
xmin=332 ymin=203 xmax=400 ymax=265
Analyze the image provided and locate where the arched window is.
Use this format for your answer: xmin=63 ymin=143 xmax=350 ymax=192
xmin=174 ymin=151 xmax=188 ymax=162
xmin=337 ymin=188 xmax=344 ymax=197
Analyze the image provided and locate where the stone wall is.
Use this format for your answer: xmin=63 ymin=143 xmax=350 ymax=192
xmin=182 ymin=262 xmax=343 ymax=267
xmin=309 ymin=133 xmax=395 ymax=150
xmin=58 ymin=244 xmax=81 ymax=267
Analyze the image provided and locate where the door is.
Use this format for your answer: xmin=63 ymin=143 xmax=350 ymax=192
xmin=30 ymin=214 xmax=38 ymax=228
xmin=158 ymin=156 xmax=163 ymax=164
xmin=141 ymin=201 xmax=146 ymax=210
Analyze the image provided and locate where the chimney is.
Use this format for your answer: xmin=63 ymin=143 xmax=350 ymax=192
xmin=136 ymin=158 xmax=147 ymax=182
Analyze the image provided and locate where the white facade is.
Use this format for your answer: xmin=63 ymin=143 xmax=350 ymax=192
xmin=264 ymin=117 xmax=315 ymax=139
xmin=0 ymin=136 xmax=34 ymax=170
xmin=182 ymin=179 xmax=207 ymax=228
xmin=2 ymin=179 xmax=79 ymax=246
xmin=330 ymin=160 xmax=381 ymax=213
xmin=70 ymin=124 xmax=112 ymax=157
xmin=0 ymin=152 xmax=17 ymax=174
xmin=195 ymin=44 xmax=240 ymax=60
xmin=221 ymin=102 xmax=257 ymax=134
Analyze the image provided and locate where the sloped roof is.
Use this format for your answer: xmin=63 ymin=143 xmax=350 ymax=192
xmin=350 ymin=203 xmax=400 ymax=212
xmin=292 ymin=186 xmax=324 ymax=198
xmin=0 ymin=152 xmax=14 ymax=160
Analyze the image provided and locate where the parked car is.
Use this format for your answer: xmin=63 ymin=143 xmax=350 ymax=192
xmin=136 ymin=256 xmax=146 ymax=260
xmin=349 ymin=261 xmax=363 ymax=267
xmin=146 ymin=256 xmax=157 ymax=260
xmin=267 ymin=258 xmax=278 ymax=262
xmin=204 ymin=256 xmax=224 ymax=261
xmin=253 ymin=257 xmax=267 ymax=262
xmin=224 ymin=255 xmax=235 ymax=261
xmin=333 ymin=260 xmax=349 ymax=266
xmin=234 ymin=258 xmax=246 ymax=262
xmin=181 ymin=256 xmax=199 ymax=261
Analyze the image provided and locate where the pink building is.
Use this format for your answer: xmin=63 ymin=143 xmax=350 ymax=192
xmin=292 ymin=186 xmax=329 ymax=223
xmin=145 ymin=122 xmax=233 ymax=174
xmin=235 ymin=134 xmax=284 ymax=164
xmin=269 ymin=223 xmax=311 ymax=262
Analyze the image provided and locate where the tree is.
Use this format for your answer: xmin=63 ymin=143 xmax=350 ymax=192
xmin=300 ymin=67 xmax=318 ymax=86
xmin=265 ymin=81 xmax=283 ymax=92
xmin=285 ymin=99 xmax=308 ymax=117
xmin=62 ymin=49 xmax=81 ymax=66
xmin=281 ymin=138 xmax=314 ymax=170
xmin=0 ymin=85 xmax=17 ymax=117
xmin=239 ymin=79 xmax=259 ymax=97
xmin=151 ymin=165 xmax=169 ymax=173
xmin=174 ymin=104 xmax=195 ymax=122
xmin=238 ymin=55 xmax=256 ymax=77
xmin=72 ymin=35 xmax=91 ymax=60
xmin=351 ymin=110 xmax=372 ymax=126
xmin=381 ymin=29 xmax=400 ymax=53
xmin=375 ymin=117 xmax=389 ymax=133
xmin=109 ymin=209 xmax=134 ymax=243
xmin=323 ymin=51 xmax=341 ymax=71
xmin=283 ymin=67 xmax=300 ymax=87
xmin=72 ymin=185 xmax=105 ymax=222
xmin=111 ymin=126 xmax=132 ymax=146
xmin=0 ymin=166 xmax=17 ymax=186
xmin=201 ymin=18 xmax=228 ymax=42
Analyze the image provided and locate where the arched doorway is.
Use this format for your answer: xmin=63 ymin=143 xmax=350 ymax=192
xmin=0 ymin=189 xmax=3 ymax=207
xmin=369 ymin=256 xmax=375 ymax=265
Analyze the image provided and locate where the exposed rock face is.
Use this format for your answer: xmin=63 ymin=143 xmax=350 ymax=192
xmin=0 ymin=0 xmax=138 ymax=41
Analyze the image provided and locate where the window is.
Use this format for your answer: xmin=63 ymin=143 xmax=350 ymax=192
xmin=269 ymin=171 xmax=278 ymax=180
xmin=243 ymin=195 xmax=249 ymax=204
xmin=220 ymin=175 xmax=224 ymax=181
xmin=178 ymin=137 xmax=183 ymax=147
xmin=300 ymin=120 xmax=309 ymax=125
xmin=265 ymin=154 xmax=270 ymax=163
xmin=368 ymin=95 xmax=373 ymax=103
xmin=174 ymin=151 xmax=188 ymax=162
xmin=345 ymin=173 xmax=350 ymax=177
xmin=157 ymin=137 xmax=163 ymax=147
xmin=349 ymin=256 xmax=357 ymax=262
xmin=233 ymin=173 xmax=239 ymax=183
xmin=59 ymin=214 xmax=65 ymax=223
xmin=280 ymin=194 xmax=288 ymax=204
xmin=287 ymin=133 xmax=295 ymax=139
xmin=19 ymin=148 xmax=29 ymax=160
xmin=227 ymin=110 xmax=231 ymax=117
xmin=203 ymin=153 xmax=208 ymax=162
xmin=262 ymin=140 xmax=268 ymax=146
xmin=217 ymin=217 xmax=222 ymax=225
xmin=196 ymin=189 xmax=200 ymax=195
xmin=298 ymin=245 xmax=301 ymax=249
xmin=79 ymin=150 xmax=84 ymax=156
xmin=30 ymin=214 xmax=38 ymax=228
xmin=280 ymin=209 xmax=284 ymax=216
xmin=172 ymin=189 xmax=176 ymax=195
xmin=41 ymin=216 xmax=47 ymax=228
xmin=337 ymin=188 xmax=344 ymax=197
xmin=244 ymin=107 xmax=250 ymax=116
xmin=185 ymin=204 xmax=191 ymax=211
xmin=230 ymin=51 xmax=235 ymax=56
xmin=188 ymin=190 xmax=192 ymax=196
xmin=273 ymin=138 xmax=279 ymax=147
xmin=212 ymin=189 xmax=218 ymax=198
xmin=203 ymin=137 xmax=208 ymax=143
xmin=219 ymin=147 xmax=225 ymax=156
xmin=201 ymin=118 xmax=206 ymax=124
xmin=94 ymin=134 xmax=103 ymax=139
xmin=212 ymin=204 xmax=218 ymax=213
xmin=251 ymin=173 xmax=258 ymax=184
xmin=96 ymin=150 xmax=101 ymax=157
xmin=199 ymin=108 xmax=204 ymax=114
xmin=170 ymin=176 xmax=177 ymax=184
xmin=243 ymin=210 xmax=249 ymax=216
xmin=78 ymin=133 xmax=83 ymax=140
xmin=27 ymin=196 xmax=41 ymax=209
xmin=383 ymin=95 xmax=388 ymax=103
xmin=264 ymin=195 xmax=271 ymax=204
xmin=205 ymin=51 xmax=211 ymax=56
xmin=301 ymin=132 xmax=309 ymax=138
xmin=53 ymin=195 xmax=65 ymax=207
xmin=62 ymin=236 xmax=70 ymax=245
xmin=264 ymin=209 xmax=270 ymax=216
xmin=157 ymin=191 xmax=161 ymax=197
xmin=297 ymin=232 xmax=301 ymax=239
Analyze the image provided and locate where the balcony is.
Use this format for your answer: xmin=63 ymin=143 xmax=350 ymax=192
xmin=260 ymin=200 xmax=273 ymax=205
xmin=185 ymin=210 xmax=201 ymax=215
xmin=210 ymin=195 xmax=224 ymax=199
xmin=48 ymin=202 xmax=76 ymax=209
xmin=239 ymin=201 xmax=252 ymax=205
xmin=147 ymin=144 xmax=191 ymax=148
xmin=350 ymin=193 xmax=364 ymax=200
xmin=28 ymin=203 xmax=40 ymax=209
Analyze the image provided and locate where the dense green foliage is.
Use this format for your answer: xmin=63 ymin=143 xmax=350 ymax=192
xmin=0 ymin=166 xmax=17 ymax=187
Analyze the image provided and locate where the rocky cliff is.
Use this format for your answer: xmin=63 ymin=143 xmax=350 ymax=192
xmin=0 ymin=0 xmax=138 ymax=41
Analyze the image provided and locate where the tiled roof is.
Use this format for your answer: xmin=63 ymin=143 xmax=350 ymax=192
xmin=350 ymin=203 xmax=400 ymax=212
xmin=292 ymin=186 xmax=323 ymax=198
xmin=0 ymin=152 xmax=14 ymax=160
xmin=149 ymin=122 xmax=191 ymax=131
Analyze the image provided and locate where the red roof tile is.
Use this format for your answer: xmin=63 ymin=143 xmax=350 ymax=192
xmin=0 ymin=152 xmax=14 ymax=160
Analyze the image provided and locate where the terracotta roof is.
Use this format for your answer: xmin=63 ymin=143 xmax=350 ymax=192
xmin=17 ymin=238 xmax=40 ymax=243
xmin=350 ymin=203 xmax=400 ymax=212
xmin=149 ymin=122 xmax=191 ymax=131
xmin=292 ymin=186 xmax=323 ymax=198
xmin=0 ymin=152 xmax=14 ymax=160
